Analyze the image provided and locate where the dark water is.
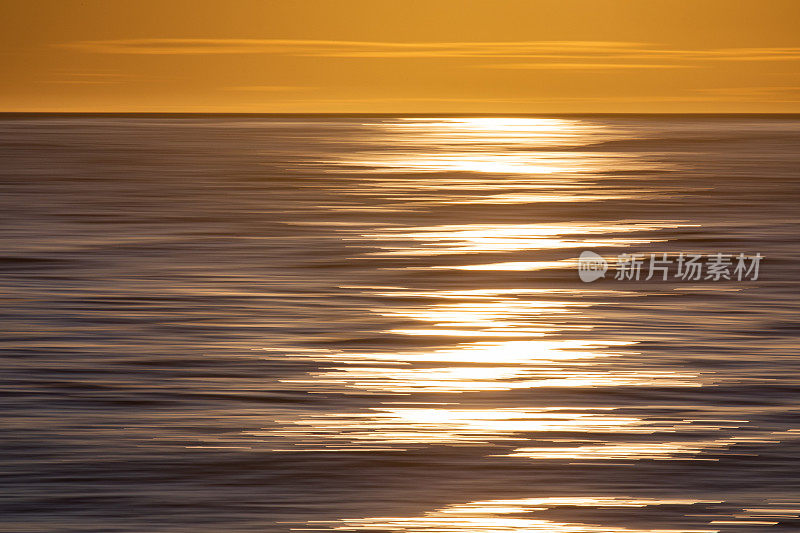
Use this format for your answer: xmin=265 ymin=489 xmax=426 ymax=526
xmin=1 ymin=115 xmax=799 ymax=532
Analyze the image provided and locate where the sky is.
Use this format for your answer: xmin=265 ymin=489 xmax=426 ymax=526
xmin=2 ymin=0 xmax=800 ymax=113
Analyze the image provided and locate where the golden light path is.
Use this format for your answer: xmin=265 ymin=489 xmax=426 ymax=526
xmin=307 ymin=497 xmax=721 ymax=533
xmin=277 ymin=291 xmax=700 ymax=394
xmin=270 ymin=119 xmax=718 ymax=456
xmin=321 ymin=118 xmax=687 ymax=211
xmin=263 ymin=406 xmax=734 ymax=449
xmin=357 ymin=222 xmax=691 ymax=257
xmin=261 ymin=118 xmax=793 ymax=531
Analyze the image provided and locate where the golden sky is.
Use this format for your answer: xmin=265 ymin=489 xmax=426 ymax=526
xmin=3 ymin=0 xmax=800 ymax=112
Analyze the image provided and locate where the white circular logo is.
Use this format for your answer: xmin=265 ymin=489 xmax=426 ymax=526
xmin=578 ymin=251 xmax=608 ymax=282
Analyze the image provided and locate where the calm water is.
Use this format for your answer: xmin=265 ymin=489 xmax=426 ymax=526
xmin=1 ymin=115 xmax=799 ymax=532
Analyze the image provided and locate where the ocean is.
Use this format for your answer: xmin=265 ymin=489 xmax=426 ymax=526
xmin=1 ymin=114 xmax=799 ymax=532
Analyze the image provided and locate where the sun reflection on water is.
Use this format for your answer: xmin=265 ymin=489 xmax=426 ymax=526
xmin=357 ymin=221 xmax=693 ymax=257
xmin=260 ymin=118 xmax=721 ymax=459
xmin=277 ymin=288 xmax=701 ymax=394
xmin=259 ymin=117 xmax=779 ymax=530
xmin=261 ymin=406 xmax=750 ymax=451
xmin=311 ymin=496 xmax=720 ymax=533
xmin=320 ymin=117 xmax=681 ymax=210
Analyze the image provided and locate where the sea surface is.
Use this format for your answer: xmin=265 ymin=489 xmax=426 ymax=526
xmin=1 ymin=114 xmax=799 ymax=532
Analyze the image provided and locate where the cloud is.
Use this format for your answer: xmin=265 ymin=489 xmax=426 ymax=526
xmin=697 ymin=86 xmax=800 ymax=96
xmin=39 ymin=71 xmax=133 ymax=85
xmin=60 ymin=39 xmax=646 ymax=57
xmin=57 ymin=39 xmax=800 ymax=73
xmin=223 ymin=85 xmax=313 ymax=92
xmin=482 ymin=63 xmax=693 ymax=70
xmin=239 ymin=92 xmax=800 ymax=106
xmin=42 ymin=80 xmax=124 ymax=85
xmin=59 ymin=38 xmax=800 ymax=60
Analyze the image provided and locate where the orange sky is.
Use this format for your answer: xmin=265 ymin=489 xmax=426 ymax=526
xmin=2 ymin=0 xmax=800 ymax=112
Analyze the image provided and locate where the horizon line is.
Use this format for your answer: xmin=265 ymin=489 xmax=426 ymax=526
xmin=3 ymin=111 xmax=800 ymax=117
